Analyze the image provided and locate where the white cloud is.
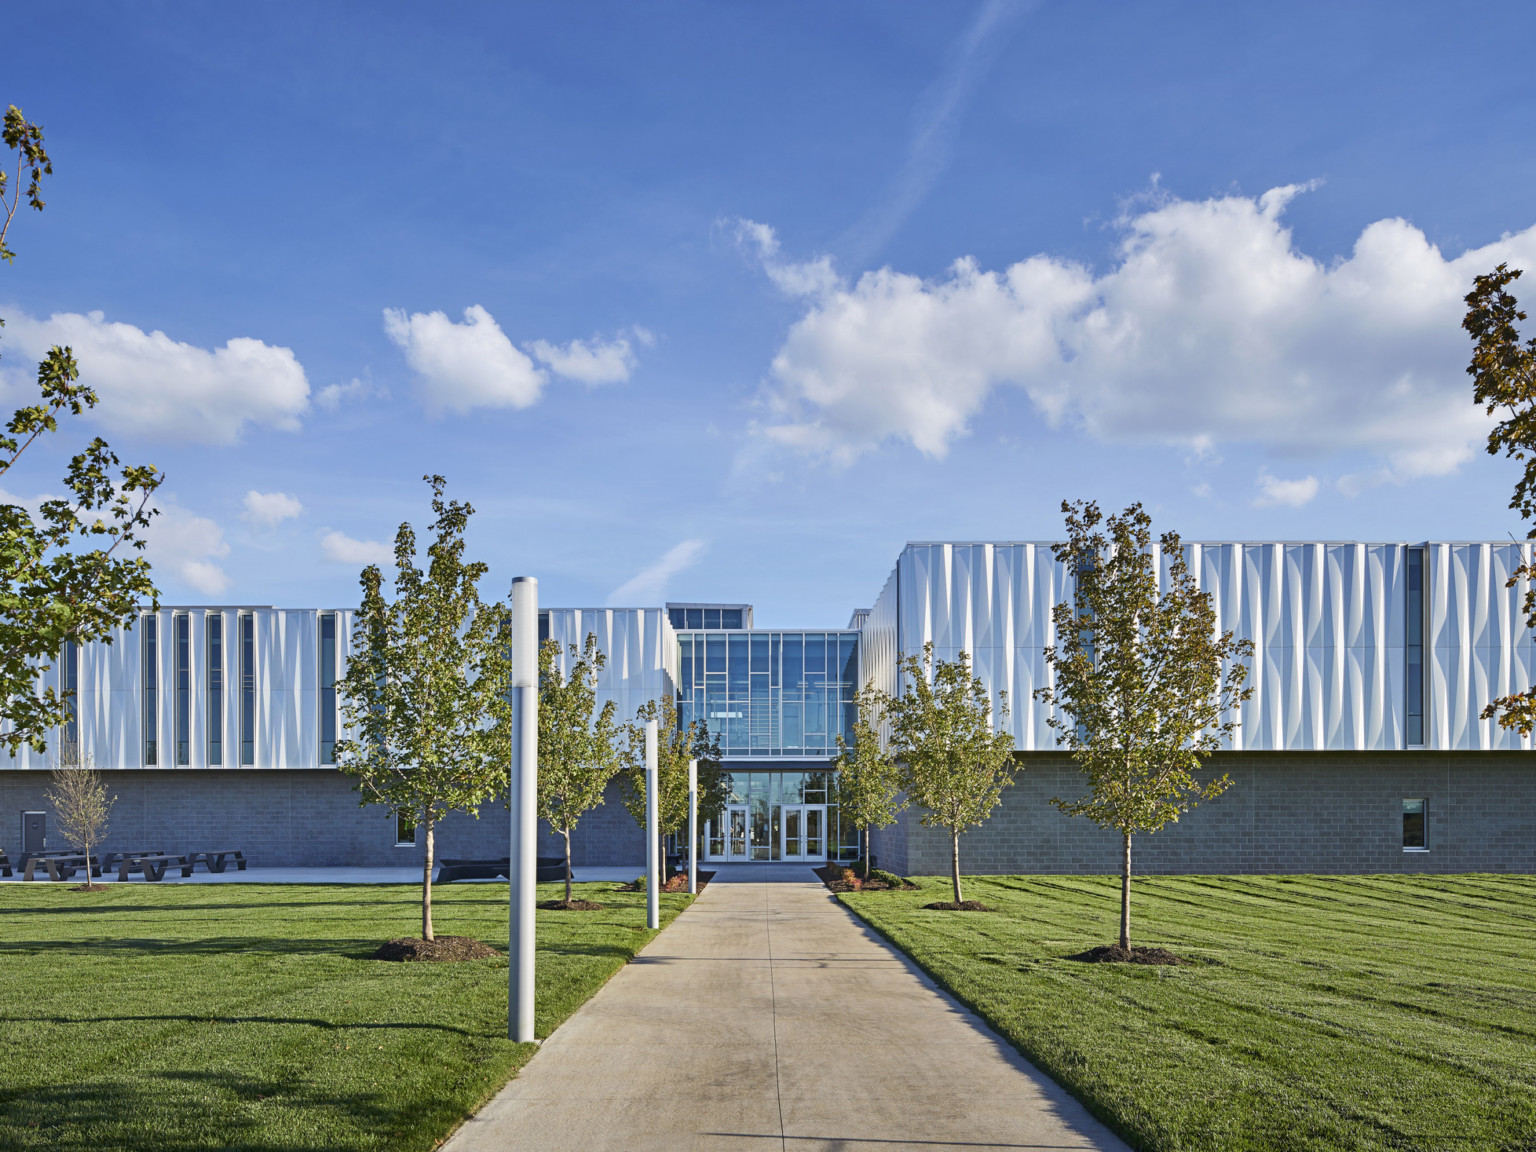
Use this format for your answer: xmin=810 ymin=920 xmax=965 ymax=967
xmin=526 ymin=332 xmax=639 ymax=386
xmin=1254 ymin=472 xmax=1320 ymax=508
xmin=321 ymin=530 xmax=393 ymax=567
xmin=241 ymin=490 xmax=303 ymax=527
xmin=746 ymin=188 xmax=1536 ymax=478
xmin=314 ymin=377 xmax=380 ymax=410
xmin=384 ymin=304 xmax=546 ymax=415
xmin=0 ymin=311 xmax=309 ymax=443
xmin=145 ymin=501 xmax=230 ymax=595
xmin=607 ymin=539 xmax=706 ymax=606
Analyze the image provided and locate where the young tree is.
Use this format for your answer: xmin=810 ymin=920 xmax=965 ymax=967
xmin=1464 ymin=265 xmax=1536 ymax=733
xmin=334 ymin=476 xmax=511 ymax=942
xmin=1036 ymin=500 xmax=1252 ymax=952
xmin=831 ymin=683 xmax=905 ymax=878
xmin=0 ymin=105 xmax=161 ymax=754
xmin=886 ymin=644 xmax=1016 ymax=905
xmin=44 ymin=743 xmax=114 ymax=891
xmin=620 ymin=693 xmax=726 ymax=876
xmin=538 ymin=633 xmax=624 ymax=905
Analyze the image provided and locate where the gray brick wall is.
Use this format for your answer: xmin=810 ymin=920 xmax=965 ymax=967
xmin=7 ymin=752 xmax=1529 ymax=874
xmin=1 ymin=770 xmax=649 ymax=869
xmin=893 ymin=750 xmax=1536 ymax=875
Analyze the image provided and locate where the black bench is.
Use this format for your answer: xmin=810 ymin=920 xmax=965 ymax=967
xmin=435 ymin=856 xmax=566 ymax=883
xmin=102 ymin=851 xmax=167 ymax=874
xmin=189 ymin=850 xmax=247 ymax=873
xmin=0 ymin=851 xmax=10 ymax=878
xmin=116 ymin=853 xmax=194 ymax=882
xmin=22 ymin=853 xmax=97 ymax=881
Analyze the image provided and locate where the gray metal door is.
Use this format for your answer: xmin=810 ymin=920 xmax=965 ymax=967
xmin=22 ymin=811 xmax=46 ymax=854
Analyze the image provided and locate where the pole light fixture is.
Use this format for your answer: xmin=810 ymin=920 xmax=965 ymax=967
xmin=645 ymin=718 xmax=659 ymax=930
xmin=508 ymin=576 xmax=538 ymax=1043
xmin=687 ymin=758 xmax=698 ymax=896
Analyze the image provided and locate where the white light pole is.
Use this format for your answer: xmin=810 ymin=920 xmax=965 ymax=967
xmin=687 ymin=758 xmax=698 ymax=895
xmin=645 ymin=718 xmax=659 ymax=930
xmin=509 ymin=576 xmax=538 ymax=1043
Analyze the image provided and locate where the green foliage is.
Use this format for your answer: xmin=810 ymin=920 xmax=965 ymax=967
xmin=885 ymin=643 xmax=1016 ymax=904
xmin=1036 ymin=500 xmax=1252 ymax=948
xmin=0 ymin=105 xmax=161 ymax=755
xmin=1464 ymin=266 xmax=1536 ymax=735
xmin=619 ymin=693 xmax=726 ymax=859
xmin=842 ymin=874 xmax=1536 ymax=1152
xmin=831 ymin=682 xmax=905 ymax=877
xmin=0 ymin=881 xmax=692 ymax=1151
xmin=334 ymin=476 xmax=511 ymax=940
xmin=538 ymin=633 xmax=624 ymax=901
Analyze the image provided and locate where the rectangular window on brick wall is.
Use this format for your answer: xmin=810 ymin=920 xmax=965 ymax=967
xmin=1403 ymin=798 xmax=1428 ymax=850
xmin=395 ymin=811 xmax=416 ymax=847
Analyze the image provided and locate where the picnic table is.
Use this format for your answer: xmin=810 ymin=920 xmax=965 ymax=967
xmin=22 ymin=853 xmax=99 ymax=881
xmin=102 ymin=850 xmax=167 ymax=873
xmin=114 ymin=853 xmax=194 ymax=882
xmin=186 ymin=850 xmax=247 ymax=873
xmin=0 ymin=850 xmax=11 ymax=878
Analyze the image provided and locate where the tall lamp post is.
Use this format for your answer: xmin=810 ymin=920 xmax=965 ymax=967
xmin=687 ymin=758 xmax=698 ymax=895
xmin=645 ymin=718 xmax=659 ymax=930
xmin=508 ymin=576 xmax=538 ymax=1043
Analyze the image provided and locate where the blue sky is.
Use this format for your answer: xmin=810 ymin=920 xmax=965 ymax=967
xmin=4 ymin=1 xmax=1536 ymax=626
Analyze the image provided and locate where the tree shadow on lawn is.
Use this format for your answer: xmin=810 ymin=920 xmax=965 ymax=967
xmin=0 ymin=1012 xmax=486 ymax=1037
xmin=0 ymin=1066 xmax=422 ymax=1152
xmin=0 ymin=935 xmax=419 ymax=959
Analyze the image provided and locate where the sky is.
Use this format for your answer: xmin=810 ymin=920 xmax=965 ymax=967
xmin=4 ymin=1 xmax=1536 ymax=627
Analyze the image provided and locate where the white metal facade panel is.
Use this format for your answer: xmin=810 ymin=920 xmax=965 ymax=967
xmin=3 ymin=607 xmax=353 ymax=770
xmin=544 ymin=608 xmax=675 ymax=724
xmin=883 ymin=540 xmax=1536 ymax=753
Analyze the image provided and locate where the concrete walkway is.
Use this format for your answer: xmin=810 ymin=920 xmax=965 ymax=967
xmin=445 ymin=866 xmax=1129 ymax=1152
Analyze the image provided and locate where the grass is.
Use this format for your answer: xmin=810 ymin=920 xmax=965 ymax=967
xmin=0 ymin=880 xmax=691 ymax=1152
xmin=840 ymin=874 xmax=1536 ymax=1152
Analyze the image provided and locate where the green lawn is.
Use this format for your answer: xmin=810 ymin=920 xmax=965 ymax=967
xmin=0 ymin=881 xmax=690 ymax=1152
xmin=841 ymin=874 xmax=1536 ymax=1152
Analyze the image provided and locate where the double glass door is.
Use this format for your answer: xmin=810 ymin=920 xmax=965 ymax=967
xmin=781 ymin=804 xmax=826 ymax=862
xmin=709 ymin=802 xmax=827 ymax=862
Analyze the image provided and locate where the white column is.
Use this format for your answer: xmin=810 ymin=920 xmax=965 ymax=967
xmin=687 ymin=758 xmax=698 ymax=895
xmin=509 ymin=576 xmax=538 ymax=1043
xmin=645 ymin=718 xmax=659 ymax=930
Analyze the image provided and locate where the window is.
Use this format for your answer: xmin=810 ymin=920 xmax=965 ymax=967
xmin=207 ymin=615 xmax=223 ymax=766
xmin=240 ymin=612 xmax=255 ymax=765
xmin=142 ymin=615 xmax=158 ymax=766
xmin=1406 ymin=547 xmax=1425 ymax=746
xmin=60 ymin=640 xmax=78 ymax=755
xmin=1403 ymin=799 xmax=1427 ymax=850
xmin=395 ymin=810 xmax=416 ymax=846
xmin=319 ymin=612 xmax=337 ymax=764
xmin=174 ymin=613 xmax=190 ymax=765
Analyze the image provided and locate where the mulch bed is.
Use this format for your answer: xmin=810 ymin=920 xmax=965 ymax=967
xmin=815 ymin=864 xmax=917 ymax=893
xmin=372 ymin=935 xmax=499 ymax=962
xmin=1067 ymin=944 xmax=1189 ymax=966
xmin=921 ymin=900 xmax=993 ymax=912
xmin=538 ymin=899 xmax=605 ymax=911
xmin=617 ymin=870 xmax=715 ymax=894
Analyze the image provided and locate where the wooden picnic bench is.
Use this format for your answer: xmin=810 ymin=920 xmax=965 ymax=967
xmin=189 ymin=850 xmax=247 ymax=873
xmin=0 ymin=850 xmax=11 ymax=878
xmin=115 ymin=853 xmax=194 ymax=882
xmin=101 ymin=851 xmax=167 ymax=873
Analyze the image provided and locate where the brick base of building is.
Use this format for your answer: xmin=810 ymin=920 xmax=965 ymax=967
xmin=871 ymin=750 xmax=1536 ymax=876
xmin=6 ymin=751 xmax=1531 ymax=874
xmin=0 ymin=770 xmax=647 ymax=870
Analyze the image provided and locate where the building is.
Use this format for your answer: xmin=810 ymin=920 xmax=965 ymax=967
xmin=4 ymin=541 xmax=1534 ymax=874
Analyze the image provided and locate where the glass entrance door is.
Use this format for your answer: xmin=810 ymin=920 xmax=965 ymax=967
xmin=726 ymin=804 xmax=749 ymax=861
xmin=781 ymin=804 xmax=827 ymax=862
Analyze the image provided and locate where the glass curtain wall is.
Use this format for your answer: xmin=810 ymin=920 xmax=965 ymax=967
xmin=207 ymin=615 xmax=223 ymax=765
xmin=701 ymin=769 xmax=861 ymax=862
xmin=677 ymin=631 xmax=858 ymax=757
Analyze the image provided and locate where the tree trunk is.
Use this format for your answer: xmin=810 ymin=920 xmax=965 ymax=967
xmin=863 ymin=827 xmax=870 ymax=879
xmin=422 ymin=816 xmax=435 ymax=942
xmin=1120 ymin=832 xmax=1132 ymax=951
xmin=562 ymin=828 xmax=573 ymax=904
xmin=951 ymin=829 xmax=963 ymax=905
